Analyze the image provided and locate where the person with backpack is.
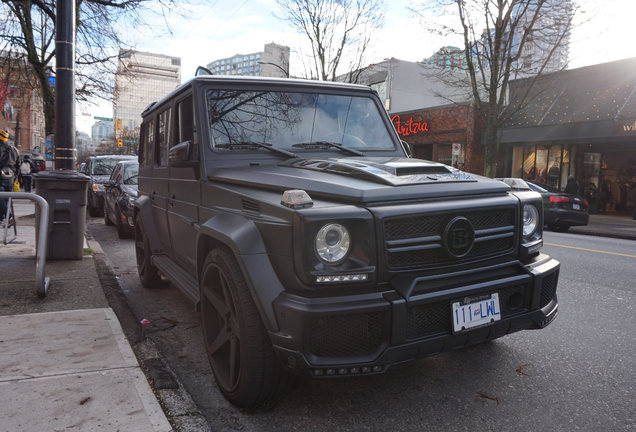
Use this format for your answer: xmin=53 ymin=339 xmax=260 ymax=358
xmin=0 ymin=128 xmax=19 ymax=221
xmin=19 ymin=154 xmax=36 ymax=193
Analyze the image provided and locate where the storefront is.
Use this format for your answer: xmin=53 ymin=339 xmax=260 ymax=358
xmin=501 ymin=58 xmax=636 ymax=214
xmin=392 ymin=103 xmax=485 ymax=174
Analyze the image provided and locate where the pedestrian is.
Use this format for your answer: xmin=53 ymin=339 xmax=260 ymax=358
xmin=19 ymin=155 xmax=36 ymax=193
xmin=0 ymin=128 xmax=19 ymax=222
xmin=564 ymin=175 xmax=578 ymax=195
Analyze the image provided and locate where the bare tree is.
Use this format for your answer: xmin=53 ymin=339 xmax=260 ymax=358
xmin=0 ymin=0 xmax=187 ymax=135
xmin=275 ymin=0 xmax=385 ymax=82
xmin=413 ymin=0 xmax=575 ymax=177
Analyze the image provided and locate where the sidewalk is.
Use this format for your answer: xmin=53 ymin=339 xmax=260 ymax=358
xmin=568 ymin=212 xmax=636 ymax=240
xmin=0 ymin=198 xmax=173 ymax=432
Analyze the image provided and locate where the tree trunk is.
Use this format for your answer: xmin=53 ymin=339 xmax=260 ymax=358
xmin=483 ymin=114 xmax=499 ymax=178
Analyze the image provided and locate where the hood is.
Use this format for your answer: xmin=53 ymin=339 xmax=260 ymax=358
xmin=92 ymin=174 xmax=111 ymax=184
xmin=210 ymin=157 xmax=510 ymax=204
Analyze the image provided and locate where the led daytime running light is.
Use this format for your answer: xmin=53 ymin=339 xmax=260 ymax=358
xmin=316 ymin=274 xmax=368 ymax=283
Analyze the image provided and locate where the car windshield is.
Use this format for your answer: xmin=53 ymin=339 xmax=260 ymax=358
xmin=92 ymin=159 xmax=120 ymax=175
xmin=207 ymin=90 xmax=396 ymax=153
xmin=122 ymin=164 xmax=139 ymax=185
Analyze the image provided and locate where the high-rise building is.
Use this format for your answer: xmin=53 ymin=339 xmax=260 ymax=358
xmin=478 ymin=0 xmax=572 ymax=78
xmin=91 ymin=120 xmax=112 ymax=140
xmin=206 ymin=43 xmax=290 ymax=78
xmin=424 ymin=46 xmax=466 ymax=71
xmin=113 ymin=50 xmax=181 ymax=133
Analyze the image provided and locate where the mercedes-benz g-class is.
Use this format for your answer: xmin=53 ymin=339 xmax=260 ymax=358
xmin=135 ymin=75 xmax=560 ymax=407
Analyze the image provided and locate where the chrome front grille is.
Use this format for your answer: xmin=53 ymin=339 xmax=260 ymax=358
xmin=384 ymin=207 xmax=517 ymax=270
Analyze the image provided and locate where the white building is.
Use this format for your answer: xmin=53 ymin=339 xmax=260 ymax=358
xmin=113 ymin=50 xmax=181 ymax=133
xmin=206 ymin=43 xmax=290 ymax=78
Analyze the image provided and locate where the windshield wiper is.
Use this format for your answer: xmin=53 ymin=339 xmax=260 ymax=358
xmin=292 ymin=141 xmax=365 ymax=156
xmin=216 ymin=141 xmax=298 ymax=158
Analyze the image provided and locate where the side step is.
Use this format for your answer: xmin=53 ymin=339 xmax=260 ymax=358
xmin=152 ymin=255 xmax=200 ymax=306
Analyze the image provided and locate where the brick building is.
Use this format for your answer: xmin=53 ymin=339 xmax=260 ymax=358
xmin=0 ymin=57 xmax=46 ymax=155
xmin=391 ymin=103 xmax=485 ymax=174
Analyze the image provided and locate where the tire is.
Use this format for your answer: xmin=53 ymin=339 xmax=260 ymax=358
xmin=116 ymin=206 xmax=129 ymax=239
xmin=200 ymin=248 xmax=288 ymax=407
xmin=88 ymin=196 xmax=100 ymax=217
xmin=135 ymin=214 xmax=162 ymax=288
xmin=104 ymin=206 xmax=113 ymax=226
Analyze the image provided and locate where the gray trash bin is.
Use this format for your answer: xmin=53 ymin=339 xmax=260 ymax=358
xmin=34 ymin=170 xmax=90 ymax=260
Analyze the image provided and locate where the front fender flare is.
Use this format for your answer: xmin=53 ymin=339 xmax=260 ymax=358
xmin=197 ymin=212 xmax=285 ymax=332
xmin=133 ymin=195 xmax=162 ymax=254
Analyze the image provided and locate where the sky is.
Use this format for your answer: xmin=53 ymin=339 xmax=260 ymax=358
xmin=77 ymin=0 xmax=636 ymax=133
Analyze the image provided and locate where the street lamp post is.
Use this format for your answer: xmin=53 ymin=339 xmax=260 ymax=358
xmin=257 ymin=61 xmax=289 ymax=78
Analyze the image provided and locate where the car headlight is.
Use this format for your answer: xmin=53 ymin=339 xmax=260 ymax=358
xmin=523 ymin=204 xmax=540 ymax=237
xmin=315 ymin=223 xmax=351 ymax=264
xmin=92 ymin=183 xmax=104 ymax=192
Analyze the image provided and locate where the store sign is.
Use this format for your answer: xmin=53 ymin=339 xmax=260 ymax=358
xmin=391 ymin=115 xmax=429 ymax=136
xmin=622 ymin=120 xmax=636 ymax=132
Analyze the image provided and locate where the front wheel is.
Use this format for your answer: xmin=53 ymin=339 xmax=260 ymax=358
xmin=200 ymin=248 xmax=287 ymax=407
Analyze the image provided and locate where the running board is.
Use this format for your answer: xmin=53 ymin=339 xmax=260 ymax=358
xmin=152 ymin=255 xmax=200 ymax=307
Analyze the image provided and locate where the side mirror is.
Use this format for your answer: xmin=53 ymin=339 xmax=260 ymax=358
xmin=401 ymin=140 xmax=412 ymax=157
xmin=169 ymin=140 xmax=198 ymax=167
xmin=103 ymin=179 xmax=116 ymax=188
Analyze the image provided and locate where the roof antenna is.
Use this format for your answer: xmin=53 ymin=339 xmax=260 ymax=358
xmin=195 ymin=66 xmax=213 ymax=76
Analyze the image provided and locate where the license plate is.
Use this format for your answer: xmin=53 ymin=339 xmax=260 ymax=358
xmin=452 ymin=293 xmax=501 ymax=333
xmin=572 ymin=203 xmax=580 ymax=210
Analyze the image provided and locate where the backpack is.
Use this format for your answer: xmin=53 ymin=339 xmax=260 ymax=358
xmin=20 ymin=160 xmax=32 ymax=175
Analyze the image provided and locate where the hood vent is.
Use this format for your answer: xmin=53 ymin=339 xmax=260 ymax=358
xmin=394 ymin=165 xmax=452 ymax=177
xmin=241 ymin=198 xmax=261 ymax=214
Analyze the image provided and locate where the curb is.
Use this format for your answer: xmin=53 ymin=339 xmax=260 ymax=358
xmin=89 ymin=243 xmax=211 ymax=432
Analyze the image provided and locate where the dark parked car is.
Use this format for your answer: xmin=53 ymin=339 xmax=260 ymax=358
xmin=81 ymin=155 xmax=136 ymax=216
xmin=527 ymin=180 xmax=589 ymax=231
xmin=135 ymin=75 xmax=560 ymax=407
xmin=104 ymin=160 xmax=138 ymax=238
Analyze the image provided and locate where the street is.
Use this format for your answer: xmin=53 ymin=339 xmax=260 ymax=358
xmin=87 ymin=217 xmax=636 ymax=432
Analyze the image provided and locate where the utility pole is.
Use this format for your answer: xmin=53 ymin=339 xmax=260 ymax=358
xmin=55 ymin=0 xmax=76 ymax=170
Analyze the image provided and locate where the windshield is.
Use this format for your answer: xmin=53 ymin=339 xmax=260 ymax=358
xmin=207 ymin=90 xmax=396 ymax=152
xmin=122 ymin=164 xmax=139 ymax=185
xmin=92 ymin=159 xmax=120 ymax=175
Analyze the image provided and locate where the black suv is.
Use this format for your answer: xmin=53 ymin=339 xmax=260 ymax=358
xmin=82 ymin=154 xmax=136 ymax=216
xmin=135 ymin=76 xmax=560 ymax=407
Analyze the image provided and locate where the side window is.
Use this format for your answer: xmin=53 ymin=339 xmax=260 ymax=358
xmin=143 ymin=119 xmax=155 ymax=166
xmin=157 ymin=109 xmax=171 ymax=166
xmin=174 ymin=95 xmax=198 ymax=161
xmin=176 ymin=95 xmax=194 ymax=144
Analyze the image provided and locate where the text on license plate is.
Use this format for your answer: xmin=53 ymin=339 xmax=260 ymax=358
xmin=572 ymin=203 xmax=580 ymax=210
xmin=452 ymin=293 xmax=501 ymax=333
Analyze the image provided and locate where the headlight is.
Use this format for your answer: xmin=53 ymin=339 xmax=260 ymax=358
xmin=315 ymin=223 xmax=350 ymax=264
xmin=523 ymin=204 xmax=540 ymax=237
xmin=92 ymin=183 xmax=104 ymax=192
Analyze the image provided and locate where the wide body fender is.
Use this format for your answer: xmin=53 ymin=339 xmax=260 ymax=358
xmin=197 ymin=211 xmax=285 ymax=332
xmin=134 ymin=195 xmax=163 ymax=254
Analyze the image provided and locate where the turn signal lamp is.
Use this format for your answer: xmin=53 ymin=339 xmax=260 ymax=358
xmin=281 ymin=189 xmax=313 ymax=209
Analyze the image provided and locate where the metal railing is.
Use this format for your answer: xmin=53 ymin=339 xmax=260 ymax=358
xmin=0 ymin=192 xmax=51 ymax=297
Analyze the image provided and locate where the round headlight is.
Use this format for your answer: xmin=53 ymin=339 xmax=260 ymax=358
xmin=315 ymin=223 xmax=351 ymax=264
xmin=523 ymin=204 xmax=540 ymax=237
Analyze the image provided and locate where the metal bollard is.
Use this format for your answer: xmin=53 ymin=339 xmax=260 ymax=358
xmin=0 ymin=192 xmax=51 ymax=297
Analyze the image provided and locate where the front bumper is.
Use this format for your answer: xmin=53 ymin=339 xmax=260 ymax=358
xmin=270 ymin=254 xmax=559 ymax=377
